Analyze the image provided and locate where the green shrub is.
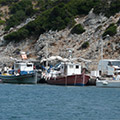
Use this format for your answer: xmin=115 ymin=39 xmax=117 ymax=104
xmin=102 ymin=23 xmax=117 ymax=37
xmin=17 ymin=28 xmax=29 ymax=40
xmin=5 ymin=10 xmax=26 ymax=30
xmin=67 ymin=0 xmax=100 ymax=16
xmin=67 ymin=18 xmax=76 ymax=29
xmin=109 ymin=0 xmax=120 ymax=17
xmin=0 ymin=0 xmax=19 ymax=6
xmin=94 ymin=0 xmax=120 ymax=17
xmin=81 ymin=41 xmax=89 ymax=49
xmin=71 ymin=24 xmax=85 ymax=34
xmin=4 ymin=0 xmax=102 ymax=42
xmin=10 ymin=0 xmax=33 ymax=14
xmin=4 ymin=28 xmax=29 ymax=42
xmin=47 ymin=3 xmax=72 ymax=30
xmin=93 ymin=0 xmax=109 ymax=16
xmin=0 ymin=13 xmax=3 ymax=17
xmin=5 ymin=0 xmax=35 ymax=30
xmin=0 ymin=20 xmax=5 ymax=25
xmin=36 ymin=0 xmax=70 ymax=11
xmin=4 ymin=32 xmax=19 ymax=42
xmin=77 ymin=0 xmax=100 ymax=15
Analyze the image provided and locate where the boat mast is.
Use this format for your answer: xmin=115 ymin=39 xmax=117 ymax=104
xmin=67 ymin=48 xmax=74 ymax=61
xmin=46 ymin=41 xmax=48 ymax=67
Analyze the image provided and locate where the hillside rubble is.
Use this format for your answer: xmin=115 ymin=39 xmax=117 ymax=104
xmin=0 ymin=10 xmax=120 ymax=71
xmin=35 ymin=11 xmax=120 ymax=70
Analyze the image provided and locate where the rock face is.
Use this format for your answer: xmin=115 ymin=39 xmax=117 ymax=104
xmin=0 ymin=10 xmax=120 ymax=71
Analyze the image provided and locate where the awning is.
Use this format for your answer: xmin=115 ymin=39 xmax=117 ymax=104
xmin=40 ymin=56 xmax=69 ymax=63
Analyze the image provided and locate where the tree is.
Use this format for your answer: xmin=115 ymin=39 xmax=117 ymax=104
xmin=110 ymin=0 xmax=120 ymax=16
xmin=102 ymin=23 xmax=117 ymax=37
xmin=71 ymin=24 xmax=85 ymax=34
xmin=81 ymin=41 xmax=89 ymax=49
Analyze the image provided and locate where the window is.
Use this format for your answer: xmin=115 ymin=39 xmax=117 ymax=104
xmin=69 ymin=65 xmax=73 ymax=68
xmin=27 ymin=64 xmax=32 ymax=67
xmin=108 ymin=62 xmax=112 ymax=66
xmin=112 ymin=61 xmax=120 ymax=66
xmin=76 ymin=65 xmax=79 ymax=69
xmin=15 ymin=64 xmax=19 ymax=69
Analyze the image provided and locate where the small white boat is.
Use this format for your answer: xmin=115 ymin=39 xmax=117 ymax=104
xmin=96 ymin=78 xmax=120 ymax=88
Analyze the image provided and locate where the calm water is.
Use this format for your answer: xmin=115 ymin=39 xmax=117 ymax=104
xmin=0 ymin=84 xmax=120 ymax=120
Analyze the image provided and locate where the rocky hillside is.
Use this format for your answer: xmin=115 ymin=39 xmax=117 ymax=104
xmin=0 ymin=0 xmax=120 ymax=71
xmin=35 ymin=11 xmax=120 ymax=70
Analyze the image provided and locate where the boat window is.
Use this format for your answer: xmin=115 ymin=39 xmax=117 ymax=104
xmin=111 ymin=61 xmax=120 ymax=66
xmin=76 ymin=65 xmax=79 ymax=69
xmin=69 ymin=65 xmax=73 ymax=68
xmin=108 ymin=62 xmax=112 ymax=66
xmin=27 ymin=64 xmax=32 ymax=67
xmin=15 ymin=64 xmax=19 ymax=68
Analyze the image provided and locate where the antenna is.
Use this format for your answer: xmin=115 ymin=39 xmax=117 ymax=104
xmin=66 ymin=48 xmax=74 ymax=60
xmin=46 ymin=41 xmax=48 ymax=67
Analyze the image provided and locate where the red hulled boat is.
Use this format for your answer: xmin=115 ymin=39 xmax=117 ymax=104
xmin=46 ymin=62 xmax=90 ymax=86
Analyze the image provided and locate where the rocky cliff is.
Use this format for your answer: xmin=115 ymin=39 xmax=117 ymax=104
xmin=35 ymin=10 xmax=120 ymax=70
xmin=0 ymin=8 xmax=120 ymax=71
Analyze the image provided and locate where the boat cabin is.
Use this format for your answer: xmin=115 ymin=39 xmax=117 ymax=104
xmin=60 ymin=62 xmax=81 ymax=76
xmin=14 ymin=61 xmax=34 ymax=75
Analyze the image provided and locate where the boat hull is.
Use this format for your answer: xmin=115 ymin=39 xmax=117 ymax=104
xmin=47 ymin=74 xmax=90 ymax=86
xmin=0 ymin=73 xmax=37 ymax=84
xmin=96 ymin=80 xmax=120 ymax=88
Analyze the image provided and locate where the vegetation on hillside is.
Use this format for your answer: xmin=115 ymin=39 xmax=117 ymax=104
xmin=94 ymin=0 xmax=120 ymax=17
xmin=4 ymin=0 xmax=100 ymax=42
xmin=81 ymin=41 xmax=89 ymax=49
xmin=36 ymin=0 xmax=69 ymax=10
xmin=0 ymin=0 xmax=19 ymax=5
xmin=109 ymin=0 xmax=120 ymax=16
xmin=5 ymin=0 xmax=35 ymax=30
xmin=71 ymin=24 xmax=85 ymax=34
xmin=102 ymin=23 xmax=117 ymax=37
xmin=0 ymin=19 xmax=5 ymax=25
xmin=4 ymin=0 xmax=120 ymax=42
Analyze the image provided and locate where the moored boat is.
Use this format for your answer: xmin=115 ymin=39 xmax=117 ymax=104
xmin=96 ymin=77 xmax=120 ymax=88
xmin=0 ymin=61 xmax=38 ymax=84
xmin=47 ymin=74 xmax=90 ymax=86
xmin=46 ymin=62 xmax=90 ymax=86
xmin=0 ymin=73 xmax=37 ymax=84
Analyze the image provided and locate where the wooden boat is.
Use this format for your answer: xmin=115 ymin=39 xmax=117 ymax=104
xmin=0 ymin=73 xmax=37 ymax=84
xmin=0 ymin=61 xmax=38 ymax=84
xmin=46 ymin=62 xmax=90 ymax=86
xmin=47 ymin=74 xmax=90 ymax=86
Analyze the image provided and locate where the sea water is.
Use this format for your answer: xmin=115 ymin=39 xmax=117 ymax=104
xmin=0 ymin=84 xmax=120 ymax=120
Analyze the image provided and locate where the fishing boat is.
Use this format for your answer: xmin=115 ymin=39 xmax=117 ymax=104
xmin=46 ymin=62 xmax=90 ymax=86
xmin=41 ymin=46 xmax=91 ymax=86
xmin=0 ymin=61 xmax=38 ymax=84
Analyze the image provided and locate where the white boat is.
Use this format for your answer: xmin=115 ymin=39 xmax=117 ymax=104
xmin=96 ymin=78 xmax=120 ymax=88
xmin=0 ymin=61 xmax=38 ymax=84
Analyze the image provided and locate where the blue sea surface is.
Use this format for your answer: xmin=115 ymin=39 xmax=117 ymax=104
xmin=0 ymin=84 xmax=120 ymax=120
